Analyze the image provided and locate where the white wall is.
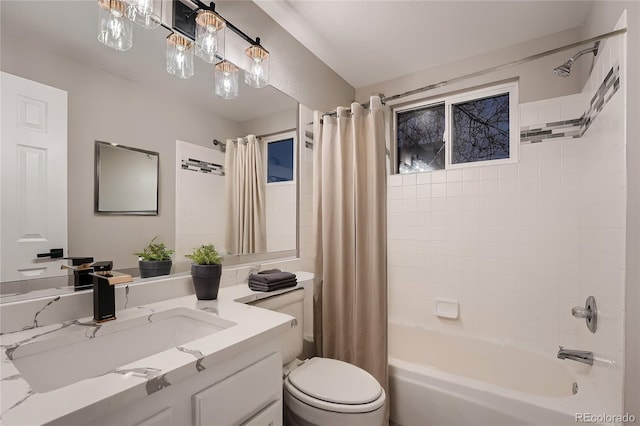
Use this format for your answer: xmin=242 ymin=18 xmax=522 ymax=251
xmin=386 ymin=23 xmax=627 ymax=415
xmin=0 ymin=34 xmax=240 ymax=269
xmin=580 ymin=2 xmax=640 ymax=419
xmin=240 ymin=107 xmax=298 ymax=137
xmin=216 ymin=0 xmax=354 ymax=111
xmin=298 ymin=106 xmax=315 ymax=273
xmin=356 ymin=27 xmax=585 ymax=105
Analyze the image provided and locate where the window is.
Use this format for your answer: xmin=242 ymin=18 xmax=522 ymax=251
xmin=396 ymin=103 xmax=445 ymax=173
xmin=266 ymin=134 xmax=295 ymax=183
xmin=394 ymin=82 xmax=518 ymax=173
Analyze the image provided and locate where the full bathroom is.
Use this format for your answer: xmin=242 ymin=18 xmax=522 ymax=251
xmin=0 ymin=1 xmax=638 ymax=426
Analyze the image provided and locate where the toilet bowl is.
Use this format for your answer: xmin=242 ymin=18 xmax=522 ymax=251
xmin=283 ymin=358 xmax=385 ymax=426
xmin=249 ymin=287 xmax=386 ymax=426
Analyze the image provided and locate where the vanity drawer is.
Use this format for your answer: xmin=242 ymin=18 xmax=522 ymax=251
xmin=242 ymin=400 xmax=282 ymax=426
xmin=193 ymin=352 xmax=281 ymax=426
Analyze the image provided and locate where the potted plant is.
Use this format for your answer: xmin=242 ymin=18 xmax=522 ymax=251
xmin=185 ymin=244 xmax=223 ymax=300
xmin=135 ymin=236 xmax=174 ymax=278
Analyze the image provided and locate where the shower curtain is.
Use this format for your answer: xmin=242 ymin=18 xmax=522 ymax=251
xmin=312 ymin=96 xmax=388 ymax=393
xmin=224 ymin=135 xmax=266 ymax=254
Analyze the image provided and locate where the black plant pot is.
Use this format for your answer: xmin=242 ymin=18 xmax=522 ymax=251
xmin=191 ymin=264 xmax=222 ymax=300
xmin=139 ymin=260 xmax=172 ymax=278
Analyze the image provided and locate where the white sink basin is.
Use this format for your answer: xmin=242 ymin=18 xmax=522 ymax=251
xmin=11 ymin=308 xmax=235 ymax=393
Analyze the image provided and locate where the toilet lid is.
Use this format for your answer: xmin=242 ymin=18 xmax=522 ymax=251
xmin=287 ymin=358 xmax=382 ymax=405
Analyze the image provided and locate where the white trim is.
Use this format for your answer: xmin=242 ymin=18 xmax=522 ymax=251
xmin=392 ymin=81 xmax=519 ymax=174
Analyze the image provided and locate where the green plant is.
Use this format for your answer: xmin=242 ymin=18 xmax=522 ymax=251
xmin=135 ymin=237 xmax=174 ymax=261
xmin=185 ymin=244 xmax=223 ymax=265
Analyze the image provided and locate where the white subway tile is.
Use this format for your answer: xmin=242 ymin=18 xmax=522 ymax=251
xmin=519 ymin=177 xmax=540 ymax=194
xmin=431 ymin=170 xmax=446 ymax=183
xmin=402 ymin=173 xmax=417 ymax=186
xmin=402 ymin=198 xmax=417 ymax=213
xmin=432 ymin=183 xmax=447 ymax=198
xmin=403 ymin=184 xmax=417 ymax=199
xmin=389 ymin=174 xmax=403 ymax=187
xmin=479 ymin=179 xmax=499 ymax=196
xmin=519 ymin=102 xmax=540 ymax=127
xmin=447 ymin=169 xmax=463 ymax=182
xmin=447 ymin=181 xmax=463 ymax=197
xmin=417 ymin=198 xmax=432 ymax=213
xmin=432 ymin=197 xmax=447 ymax=212
xmin=499 ymin=164 xmax=518 ymax=179
xmin=537 ymin=98 xmax=562 ymax=124
xmin=416 ymin=172 xmax=431 ymax=185
xmin=480 ymin=165 xmax=500 ymax=180
xmin=499 ymin=178 xmax=518 ymax=195
xmin=463 ymin=167 xmax=481 ymax=181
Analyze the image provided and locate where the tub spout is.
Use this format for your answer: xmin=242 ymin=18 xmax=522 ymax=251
xmin=557 ymin=346 xmax=593 ymax=365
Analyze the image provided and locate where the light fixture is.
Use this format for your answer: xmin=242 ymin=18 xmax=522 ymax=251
xmin=195 ymin=9 xmax=225 ymax=64
xmin=126 ymin=0 xmax=161 ymax=30
xmin=96 ymin=0 xmax=270 ymax=99
xmin=166 ymin=32 xmax=194 ymax=79
xmin=215 ymin=60 xmax=239 ymax=99
xmin=244 ymin=40 xmax=269 ymax=89
xmin=97 ymin=0 xmax=133 ymax=52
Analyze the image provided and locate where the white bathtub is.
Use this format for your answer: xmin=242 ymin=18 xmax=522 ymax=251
xmin=388 ymin=322 xmax=597 ymax=426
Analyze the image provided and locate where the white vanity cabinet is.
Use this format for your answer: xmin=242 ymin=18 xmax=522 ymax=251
xmin=81 ymin=342 xmax=283 ymax=426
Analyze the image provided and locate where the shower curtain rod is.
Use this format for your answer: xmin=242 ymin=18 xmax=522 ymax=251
xmin=322 ymin=27 xmax=627 ymax=117
xmin=212 ymin=127 xmax=298 ymax=152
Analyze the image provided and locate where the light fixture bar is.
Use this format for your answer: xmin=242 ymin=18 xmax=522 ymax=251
xmin=172 ymin=0 xmax=268 ymax=53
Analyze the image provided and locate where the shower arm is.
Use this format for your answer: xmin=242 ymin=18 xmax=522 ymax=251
xmin=569 ymin=43 xmax=600 ymax=63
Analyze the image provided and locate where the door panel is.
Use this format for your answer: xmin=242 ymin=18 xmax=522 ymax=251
xmin=1 ymin=72 xmax=68 ymax=282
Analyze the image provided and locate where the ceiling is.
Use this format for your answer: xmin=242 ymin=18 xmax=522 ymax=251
xmin=0 ymin=1 xmax=297 ymax=122
xmin=255 ymin=0 xmax=593 ymax=89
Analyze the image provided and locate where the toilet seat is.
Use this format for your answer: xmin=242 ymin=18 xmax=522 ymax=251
xmin=284 ymin=358 xmax=385 ymax=414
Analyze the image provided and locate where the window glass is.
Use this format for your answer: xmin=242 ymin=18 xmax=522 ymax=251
xmin=267 ymin=138 xmax=294 ymax=182
xmin=451 ymin=93 xmax=510 ymax=164
xmin=396 ymin=103 xmax=445 ymax=173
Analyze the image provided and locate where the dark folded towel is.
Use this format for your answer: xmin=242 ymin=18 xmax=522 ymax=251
xmin=248 ymin=279 xmax=297 ymax=292
xmin=248 ymin=271 xmax=296 ymax=284
xmin=258 ymin=269 xmax=281 ymax=275
xmin=249 ymin=277 xmax=296 ymax=287
xmin=248 ymin=277 xmax=297 ymax=287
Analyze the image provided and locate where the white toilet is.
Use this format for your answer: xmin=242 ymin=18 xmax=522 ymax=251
xmin=251 ymin=287 xmax=386 ymax=426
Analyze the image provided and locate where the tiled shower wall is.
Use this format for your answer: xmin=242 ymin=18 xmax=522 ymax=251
xmin=176 ymin=140 xmax=298 ymax=258
xmin=387 ymin=20 xmax=626 ymax=414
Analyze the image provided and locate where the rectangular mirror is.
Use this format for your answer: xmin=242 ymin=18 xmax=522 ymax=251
xmin=0 ymin=0 xmax=300 ymax=302
xmin=95 ymin=141 xmax=159 ymax=215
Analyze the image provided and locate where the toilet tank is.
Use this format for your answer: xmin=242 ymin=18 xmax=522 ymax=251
xmin=249 ymin=287 xmax=304 ymax=365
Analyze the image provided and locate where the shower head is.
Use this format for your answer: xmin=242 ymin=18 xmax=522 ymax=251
xmin=553 ymin=42 xmax=599 ymax=77
xmin=554 ymin=60 xmax=574 ymax=77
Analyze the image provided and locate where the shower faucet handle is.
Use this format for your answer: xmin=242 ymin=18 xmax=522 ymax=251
xmin=571 ymin=306 xmax=591 ymax=319
xmin=571 ymin=296 xmax=597 ymax=333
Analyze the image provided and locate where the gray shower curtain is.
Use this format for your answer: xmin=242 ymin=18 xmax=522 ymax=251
xmin=312 ymin=96 xmax=388 ymax=393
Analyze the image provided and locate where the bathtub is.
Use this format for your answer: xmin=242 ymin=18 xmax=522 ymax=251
xmin=388 ymin=322 xmax=596 ymax=426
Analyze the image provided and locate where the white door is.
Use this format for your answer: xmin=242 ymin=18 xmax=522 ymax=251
xmin=1 ymin=72 xmax=68 ymax=282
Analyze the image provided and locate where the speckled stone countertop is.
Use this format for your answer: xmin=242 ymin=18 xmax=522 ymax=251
xmin=0 ymin=282 xmax=303 ymax=425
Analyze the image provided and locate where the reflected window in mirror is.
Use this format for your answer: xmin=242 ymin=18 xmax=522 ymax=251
xmin=266 ymin=135 xmax=295 ymax=183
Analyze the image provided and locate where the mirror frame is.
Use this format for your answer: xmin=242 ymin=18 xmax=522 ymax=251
xmin=94 ymin=141 xmax=160 ymax=215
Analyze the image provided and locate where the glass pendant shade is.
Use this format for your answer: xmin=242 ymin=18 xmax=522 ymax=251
xmin=126 ymin=0 xmax=161 ymax=29
xmin=244 ymin=44 xmax=269 ymax=88
xmin=214 ymin=61 xmax=239 ymax=99
xmin=166 ymin=33 xmax=194 ymax=79
xmin=97 ymin=0 xmax=133 ymax=52
xmin=195 ymin=10 xmax=225 ymax=64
